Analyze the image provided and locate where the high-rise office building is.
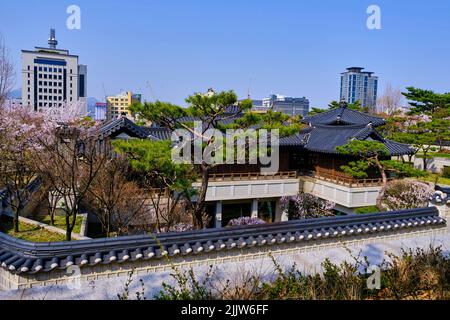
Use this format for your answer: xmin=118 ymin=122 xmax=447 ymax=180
xmin=340 ymin=67 xmax=378 ymax=108
xmin=260 ymin=94 xmax=309 ymax=117
xmin=21 ymin=29 xmax=87 ymax=113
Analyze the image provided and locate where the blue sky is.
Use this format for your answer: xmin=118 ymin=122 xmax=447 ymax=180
xmin=1 ymin=0 xmax=449 ymax=107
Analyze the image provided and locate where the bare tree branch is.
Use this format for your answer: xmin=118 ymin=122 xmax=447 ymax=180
xmin=0 ymin=34 xmax=15 ymax=106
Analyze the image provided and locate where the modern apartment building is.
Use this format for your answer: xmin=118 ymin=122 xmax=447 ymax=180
xmin=106 ymin=91 xmax=142 ymax=120
xmin=21 ymin=29 xmax=87 ymax=113
xmin=340 ymin=67 xmax=378 ymax=109
xmin=94 ymin=102 xmax=107 ymax=121
xmin=260 ymin=94 xmax=310 ymax=117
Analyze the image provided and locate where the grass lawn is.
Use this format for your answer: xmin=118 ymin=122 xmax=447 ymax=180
xmin=354 ymin=206 xmax=379 ymax=214
xmin=419 ymin=173 xmax=450 ymax=186
xmin=34 ymin=214 xmax=83 ymax=234
xmin=0 ymin=216 xmax=66 ymax=242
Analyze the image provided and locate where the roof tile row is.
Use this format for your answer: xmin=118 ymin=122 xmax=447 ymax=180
xmin=0 ymin=207 xmax=445 ymax=275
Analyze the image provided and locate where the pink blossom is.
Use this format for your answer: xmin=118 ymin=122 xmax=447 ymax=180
xmin=382 ymin=179 xmax=434 ymax=211
xmin=228 ymin=216 xmax=266 ymax=226
xmin=282 ymin=193 xmax=335 ymax=220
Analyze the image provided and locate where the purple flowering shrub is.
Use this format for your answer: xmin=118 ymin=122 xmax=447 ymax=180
xmin=382 ymin=179 xmax=434 ymax=211
xmin=228 ymin=216 xmax=266 ymax=227
xmin=281 ymin=193 xmax=335 ymax=220
xmin=165 ymin=223 xmax=195 ymax=233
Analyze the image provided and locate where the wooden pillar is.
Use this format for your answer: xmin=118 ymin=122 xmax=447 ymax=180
xmin=251 ymin=199 xmax=258 ymax=218
xmin=215 ymin=201 xmax=223 ymax=228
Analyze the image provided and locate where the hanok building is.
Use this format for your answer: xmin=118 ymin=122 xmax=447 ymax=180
xmin=98 ymin=103 xmax=414 ymax=227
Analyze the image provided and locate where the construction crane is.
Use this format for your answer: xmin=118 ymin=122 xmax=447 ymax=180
xmin=102 ymin=83 xmax=109 ymax=103
xmin=145 ymin=81 xmax=157 ymax=102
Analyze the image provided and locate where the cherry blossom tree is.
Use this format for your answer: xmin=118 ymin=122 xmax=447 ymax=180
xmin=33 ymin=117 xmax=105 ymax=241
xmin=382 ymin=179 xmax=434 ymax=211
xmin=280 ymin=193 xmax=335 ymax=220
xmin=0 ymin=102 xmax=100 ymax=238
xmin=0 ymin=104 xmax=53 ymax=232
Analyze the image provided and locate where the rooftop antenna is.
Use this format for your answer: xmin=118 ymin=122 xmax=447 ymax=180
xmin=48 ymin=28 xmax=58 ymax=49
xmin=247 ymin=78 xmax=252 ymax=100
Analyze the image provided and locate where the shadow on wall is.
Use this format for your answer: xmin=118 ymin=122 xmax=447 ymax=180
xmin=413 ymin=156 xmax=450 ymax=173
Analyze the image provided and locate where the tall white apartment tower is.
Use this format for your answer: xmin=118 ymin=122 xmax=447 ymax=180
xmin=340 ymin=67 xmax=378 ymax=109
xmin=21 ymin=29 xmax=87 ymax=113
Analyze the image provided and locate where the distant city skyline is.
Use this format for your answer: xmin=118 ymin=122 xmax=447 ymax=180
xmin=1 ymin=0 xmax=450 ymax=108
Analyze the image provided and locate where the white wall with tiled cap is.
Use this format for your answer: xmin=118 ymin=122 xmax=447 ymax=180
xmin=0 ymin=225 xmax=445 ymax=292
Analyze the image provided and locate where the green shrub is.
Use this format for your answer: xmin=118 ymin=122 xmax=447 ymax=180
xmin=151 ymin=246 xmax=450 ymax=300
xmin=443 ymin=166 xmax=450 ymax=179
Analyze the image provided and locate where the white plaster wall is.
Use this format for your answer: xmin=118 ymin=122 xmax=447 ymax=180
xmin=0 ymin=225 xmax=447 ymax=300
xmin=193 ymin=179 xmax=300 ymax=201
xmin=300 ymin=177 xmax=380 ymax=208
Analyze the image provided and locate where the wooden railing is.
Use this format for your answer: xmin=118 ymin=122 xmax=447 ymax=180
xmin=302 ymin=168 xmax=388 ymax=187
xmin=208 ymin=171 xmax=298 ymax=182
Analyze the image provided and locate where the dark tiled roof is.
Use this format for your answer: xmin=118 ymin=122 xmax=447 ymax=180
xmin=301 ymin=124 xmax=414 ymax=156
xmin=0 ymin=207 xmax=444 ymax=274
xmin=98 ymin=117 xmax=149 ymax=140
xmin=142 ymin=127 xmax=172 ymax=140
xmin=383 ymin=139 xmax=417 ymax=156
xmin=98 ymin=115 xmax=413 ymax=156
xmin=224 ymin=105 xmax=243 ymax=115
xmin=303 ymin=107 xmax=386 ymax=127
xmin=279 ymin=133 xmax=307 ymax=147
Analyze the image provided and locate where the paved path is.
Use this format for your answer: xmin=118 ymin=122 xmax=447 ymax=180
xmin=1 ymin=226 xmax=449 ymax=300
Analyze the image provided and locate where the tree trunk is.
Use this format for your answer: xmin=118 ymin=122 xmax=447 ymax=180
xmin=48 ymin=192 xmax=57 ymax=226
xmin=107 ymin=211 xmax=111 ymax=238
xmin=422 ymin=156 xmax=428 ymax=172
xmin=50 ymin=207 xmax=55 ymax=226
xmin=375 ymin=162 xmax=388 ymax=212
xmin=193 ymin=165 xmax=210 ymax=229
xmin=13 ymin=207 xmax=19 ymax=233
xmin=66 ymin=226 xmax=72 ymax=241
xmin=154 ymin=191 xmax=162 ymax=233
xmin=65 ymin=213 xmax=73 ymax=241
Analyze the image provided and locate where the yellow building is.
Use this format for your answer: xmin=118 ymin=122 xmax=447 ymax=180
xmin=106 ymin=91 xmax=141 ymax=120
